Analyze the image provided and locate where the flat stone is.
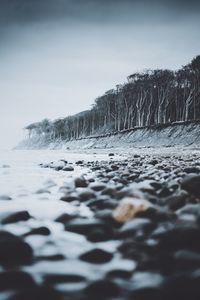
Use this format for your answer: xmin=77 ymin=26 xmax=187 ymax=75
xmin=60 ymin=193 xmax=79 ymax=202
xmin=35 ymin=188 xmax=51 ymax=194
xmin=43 ymin=274 xmax=86 ymax=284
xmin=106 ymin=269 xmax=132 ymax=279
xmin=89 ymin=182 xmax=106 ymax=191
xmin=108 ymin=153 xmax=115 ymax=157
xmin=80 ymin=248 xmax=113 ymax=264
xmin=23 ymin=227 xmax=51 ymax=237
xmin=65 ymin=218 xmax=109 ymax=239
xmin=63 ymin=166 xmax=74 ymax=171
xmin=0 ymin=195 xmax=12 ymax=200
xmin=75 ymin=160 xmax=84 ymax=165
xmin=183 ymin=167 xmax=200 ymax=174
xmin=0 ymin=211 xmax=31 ymax=225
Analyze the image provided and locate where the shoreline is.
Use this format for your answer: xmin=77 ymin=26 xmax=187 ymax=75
xmin=16 ymin=122 xmax=200 ymax=150
xmin=0 ymin=148 xmax=200 ymax=298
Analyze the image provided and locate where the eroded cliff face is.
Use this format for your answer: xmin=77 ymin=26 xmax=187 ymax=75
xmin=16 ymin=122 xmax=200 ymax=150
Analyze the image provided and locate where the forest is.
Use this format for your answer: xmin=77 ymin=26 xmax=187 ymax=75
xmin=25 ymin=55 xmax=200 ymax=141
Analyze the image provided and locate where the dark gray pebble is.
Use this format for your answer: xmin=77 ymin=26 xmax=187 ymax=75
xmin=79 ymin=248 xmax=113 ymax=264
xmin=0 ymin=231 xmax=33 ymax=266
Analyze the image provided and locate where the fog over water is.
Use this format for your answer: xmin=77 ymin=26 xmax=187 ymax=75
xmin=0 ymin=0 xmax=200 ymax=148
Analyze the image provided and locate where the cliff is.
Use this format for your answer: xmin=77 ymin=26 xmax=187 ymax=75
xmin=16 ymin=122 xmax=200 ymax=150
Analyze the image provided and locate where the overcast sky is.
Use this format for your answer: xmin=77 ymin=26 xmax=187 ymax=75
xmin=0 ymin=0 xmax=200 ymax=149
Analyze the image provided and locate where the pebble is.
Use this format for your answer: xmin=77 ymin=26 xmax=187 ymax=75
xmin=0 ymin=194 xmax=12 ymax=200
xmin=79 ymin=248 xmax=113 ymax=264
xmin=181 ymin=174 xmax=200 ymax=197
xmin=78 ymin=188 xmax=96 ymax=201
xmin=84 ymin=280 xmax=120 ymax=299
xmin=63 ymin=166 xmax=74 ymax=171
xmin=0 ymin=211 xmax=31 ymax=225
xmin=65 ymin=218 xmax=108 ymax=237
xmin=43 ymin=274 xmax=86 ymax=284
xmin=0 ymin=231 xmax=33 ymax=266
xmin=74 ymin=176 xmax=88 ymax=188
xmin=89 ymin=182 xmax=107 ymax=191
xmin=0 ymin=271 xmax=36 ymax=290
xmin=113 ymin=197 xmax=152 ymax=223
xmin=23 ymin=226 xmax=51 ymax=237
xmin=108 ymin=153 xmax=115 ymax=157
xmin=118 ymin=218 xmax=154 ymax=238
xmin=9 ymin=287 xmax=62 ymax=300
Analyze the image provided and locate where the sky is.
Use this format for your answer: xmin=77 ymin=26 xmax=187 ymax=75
xmin=0 ymin=0 xmax=200 ymax=149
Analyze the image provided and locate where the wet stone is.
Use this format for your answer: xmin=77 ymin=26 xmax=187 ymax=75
xmin=0 ymin=271 xmax=36 ymax=291
xmin=108 ymin=153 xmax=115 ymax=157
xmin=43 ymin=274 xmax=86 ymax=285
xmin=0 ymin=194 xmax=12 ymax=200
xmin=84 ymin=280 xmax=120 ymax=299
xmin=110 ymin=164 xmax=119 ymax=171
xmin=77 ymin=188 xmax=96 ymax=201
xmin=60 ymin=193 xmax=79 ymax=203
xmin=181 ymin=174 xmax=200 ymax=197
xmin=101 ymin=187 xmax=118 ymax=197
xmin=0 ymin=231 xmax=33 ymax=266
xmin=2 ymin=164 xmax=10 ymax=168
xmin=161 ymin=274 xmax=200 ymax=300
xmin=95 ymin=209 xmax=114 ymax=221
xmin=153 ymin=226 xmax=200 ymax=252
xmin=149 ymin=159 xmax=159 ymax=166
xmin=65 ymin=218 xmax=109 ymax=237
xmin=9 ymin=286 xmax=62 ymax=300
xmin=55 ymin=213 xmax=78 ymax=224
xmin=36 ymin=188 xmax=51 ymax=194
xmin=87 ymin=226 xmax=114 ymax=242
xmin=37 ymin=254 xmax=65 ymax=261
xmin=75 ymin=160 xmax=84 ymax=165
xmin=177 ymin=203 xmax=200 ymax=214
xmin=118 ymin=218 xmax=154 ymax=239
xmin=106 ymin=269 xmax=132 ymax=279
xmin=89 ymin=182 xmax=106 ymax=191
xmin=130 ymin=287 xmax=162 ymax=300
xmin=137 ymin=207 xmax=176 ymax=223
xmin=163 ymin=190 xmax=188 ymax=211
xmin=157 ymin=187 xmax=172 ymax=197
xmin=79 ymin=248 xmax=113 ymax=264
xmin=63 ymin=166 xmax=74 ymax=171
xmin=173 ymin=250 xmax=200 ymax=270
xmin=183 ymin=167 xmax=200 ymax=174
xmin=87 ymin=198 xmax=118 ymax=210
xmin=74 ymin=176 xmax=88 ymax=188
xmin=23 ymin=226 xmax=51 ymax=237
xmin=0 ymin=210 xmax=31 ymax=225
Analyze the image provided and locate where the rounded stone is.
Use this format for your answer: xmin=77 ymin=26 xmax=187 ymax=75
xmin=79 ymin=248 xmax=113 ymax=264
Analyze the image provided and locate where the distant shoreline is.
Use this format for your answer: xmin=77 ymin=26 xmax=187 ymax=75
xmin=16 ymin=121 xmax=200 ymax=150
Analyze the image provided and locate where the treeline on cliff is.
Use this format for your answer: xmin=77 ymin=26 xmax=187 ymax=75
xmin=25 ymin=55 xmax=200 ymax=141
